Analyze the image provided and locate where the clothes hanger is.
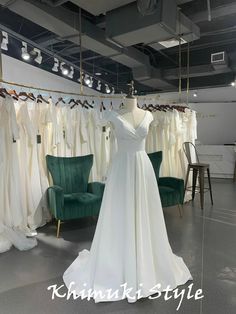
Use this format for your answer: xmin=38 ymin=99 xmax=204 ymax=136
xmin=100 ymin=101 xmax=106 ymax=112
xmin=76 ymin=99 xmax=84 ymax=108
xmin=147 ymin=104 xmax=156 ymax=112
xmin=69 ymin=98 xmax=76 ymax=104
xmin=55 ymin=96 xmax=65 ymax=106
xmin=0 ymin=88 xmax=12 ymax=98
xmin=8 ymin=89 xmax=19 ymax=100
xmin=0 ymin=90 xmax=6 ymax=98
xmin=69 ymin=99 xmax=77 ymax=109
xmin=18 ymin=91 xmax=31 ymax=101
xmin=119 ymin=102 xmax=124 ymax=109
xmin=83 ymin=99 xmax=92 ymax=109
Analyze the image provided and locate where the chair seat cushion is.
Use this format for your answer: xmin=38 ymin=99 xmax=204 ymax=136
xmin=62 ymin=192 xmax=102 ymax=220
xmin=64 ymin=192 xmax=100 ymax=204
xmin=159 ymin=186 xmax=180 ymax=208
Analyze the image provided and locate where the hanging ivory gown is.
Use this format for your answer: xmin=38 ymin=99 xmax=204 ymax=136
xmin=63 ymin=110 xmax=192 ymax=303
xmin=0 ymin=96 xmax=37 ymax=253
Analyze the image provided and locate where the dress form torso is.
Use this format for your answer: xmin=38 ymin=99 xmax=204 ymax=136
xmin=119 ymin=98 xmax=146 ymax=129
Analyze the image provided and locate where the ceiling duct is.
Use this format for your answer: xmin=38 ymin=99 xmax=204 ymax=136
xmin=149 ymin=11 xmax=199 ymax=51
xmin=106 ymin=0 xmax=199 ymax=49
xmin=106 ymin=0 xmax=177 ymax=47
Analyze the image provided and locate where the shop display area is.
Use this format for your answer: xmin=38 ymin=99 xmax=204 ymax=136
xmin=0 ymin=0 xmax=236 ymax=313
xmin=0 ymin=180 xmax=235 ymax=314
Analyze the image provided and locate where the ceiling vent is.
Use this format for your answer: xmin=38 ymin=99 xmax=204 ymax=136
xmin=211 ymin=51 xmax=228 ymax=70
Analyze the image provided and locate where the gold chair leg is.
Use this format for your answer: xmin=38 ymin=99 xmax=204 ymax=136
xmin=56 ymin=220 xmax=61 ymax=238
xmin=178 ymin=204 xmax=183 ymax=218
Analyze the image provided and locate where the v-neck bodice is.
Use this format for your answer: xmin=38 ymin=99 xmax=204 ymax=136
xmin=105 ymin=110 xmax=153 ymax=153
xmin=116 ymin=111 xmax=148 ymax=132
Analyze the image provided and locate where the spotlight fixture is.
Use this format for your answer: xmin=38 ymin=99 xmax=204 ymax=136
xmin=231 ymin=81 xmax=235 ymax=87
xmin=96 ymin=80 xmax=102 ymax=91
xmin=62 ymin=68 xmax=69 ymax=75
xmin=1 ymin=31 xmax=8 ymax=51
xmin=84 ymin=74 xmax=91 ymax=86
xmin=105 ymin=84 xmax=111 ymax=94
xmin=193 ymin=92 xmax=198 ymax=98
xmin=52 ymin=58 xmax=59 ymax=72
xmin=88 ymin=77 xmax=93 ymax=88
xmin=95 ymin=72 xmax=102 ymax=76
xmin=68 ymin=66 xmax=74 ymax=79
xmin=22 ymin=51 xmax=30 ymax=61
xmin=21 ymin=42 xmax=30 ymax=61
xmin=32 ymin=48 xmax=42 ymax=64
xmin=60 ymin=62 xmax=69 ymax=76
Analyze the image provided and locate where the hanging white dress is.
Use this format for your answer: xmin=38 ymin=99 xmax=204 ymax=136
xmin=17 ymin=101 xmax=36 ymax=230
xmin=0 ymin=96 xmax=37 ymax=253
xmin=63 ymin=110 xmax=192 ymax=303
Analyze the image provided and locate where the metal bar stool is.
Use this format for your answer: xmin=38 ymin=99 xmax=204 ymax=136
xmin=183 ymin=142 xmax=213 ymax=209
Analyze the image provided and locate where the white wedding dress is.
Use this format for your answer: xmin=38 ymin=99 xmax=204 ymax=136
xmin=63 ymin=110 xmax=192 ymax=302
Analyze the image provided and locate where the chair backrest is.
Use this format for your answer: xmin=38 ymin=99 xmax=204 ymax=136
xmin=148 ymin=151 xmax=163 ymax=182
xmin=46 ymin=154 xmax=93 ymax=193
xmin=182 ymin=142 xmax=199 ymax=164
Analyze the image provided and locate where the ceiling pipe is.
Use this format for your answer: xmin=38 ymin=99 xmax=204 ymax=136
xmin=207 ymin=0 xmax=212 ymax=22
xmin=41 ymin=0 xmax=68 ymax=6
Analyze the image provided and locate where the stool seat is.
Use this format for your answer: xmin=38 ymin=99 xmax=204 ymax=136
xmin=190 ymin=163 xmax=209 ymax=168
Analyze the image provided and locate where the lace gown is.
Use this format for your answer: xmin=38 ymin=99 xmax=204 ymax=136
xmin=63 ymin=110 xmax=192 ymax=302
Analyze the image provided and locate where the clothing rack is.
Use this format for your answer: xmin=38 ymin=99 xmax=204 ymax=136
xmin=0 ymin=79 xmax=162 ymax=102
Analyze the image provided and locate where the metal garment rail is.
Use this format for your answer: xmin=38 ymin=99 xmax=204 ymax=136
xmin=0 ymin=79 xmax=164 ymax=101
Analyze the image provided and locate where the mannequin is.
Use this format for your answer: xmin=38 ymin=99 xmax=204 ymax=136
xmin=120 ymin=97 xmax=146 ymax=129
xmin=119 ymin=78 xmax=148 ymax=130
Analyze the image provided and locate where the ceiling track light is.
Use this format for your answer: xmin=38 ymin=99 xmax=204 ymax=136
xmin=96 ymin=80 xmax=102 ymax=91
xmin=21 ymin=41 xmax=30 ymax=61
xmin=1 ymin=31 xmax=9 ymax=51
xmin=88 ymin=77 xmax=93 ymax=88
xmin=52 ymin=58 xmax=59 ymax=72
xmin=105 ymin=84 xmax=111 ymax=94
xmin=193 ymin=92 xmax=198 ymax=98
xmin=84 ymin=74 xmax=91 ymax=86
xmin=68 ymin=66 xmax=74 ymax=79
xmin=32 ymin=48 xmax=42 ymax=64
xmin=231 ymin=81 xmax=235 ymax=87
xmin=60 ymin=62 xmax=69 ymax=76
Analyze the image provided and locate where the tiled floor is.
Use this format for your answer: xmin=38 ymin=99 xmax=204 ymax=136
xmin=0 ymin=179 xmax=235 ymax=314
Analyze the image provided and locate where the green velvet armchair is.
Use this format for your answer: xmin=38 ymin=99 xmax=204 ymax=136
xmin=46 ymin=154 xmax=105 ymax=237
xmin=148 ymin=151 xmax=184 ymax=217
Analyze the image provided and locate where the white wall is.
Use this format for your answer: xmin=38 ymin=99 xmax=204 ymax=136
xmin=189 ymin=102 xmax=236 ymax=145
xmin=1 ymin=54 xmax=100 ymax=97
xmin=146 ymin=87 xmax=236 ymax=145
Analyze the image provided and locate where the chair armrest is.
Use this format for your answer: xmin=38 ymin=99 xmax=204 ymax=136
xmin=87 ymin=182 xmax=105 ymax=197
xmin=47 ymin=185 xmax=64 ymax=219
xmin=159 ymin=177 xmax=184 ymax=204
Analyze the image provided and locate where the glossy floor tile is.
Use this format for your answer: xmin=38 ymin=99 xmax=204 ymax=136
xmin=0 ymin=179 xmax=235 ymax=314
